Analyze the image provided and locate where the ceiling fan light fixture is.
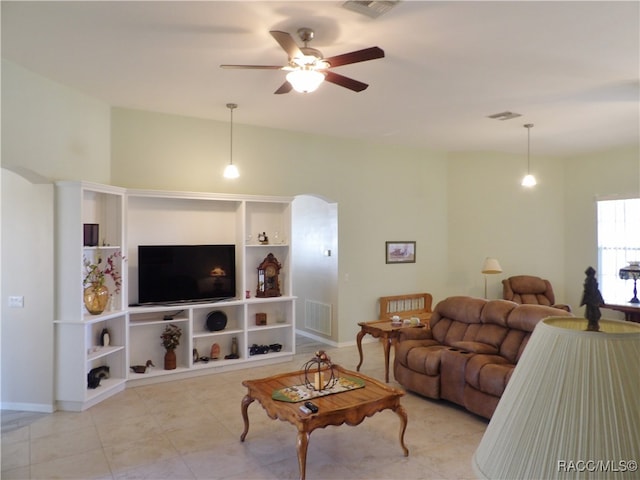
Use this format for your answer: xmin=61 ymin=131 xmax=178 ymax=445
xmin=286 ymin=69 xmax=325 ymax=93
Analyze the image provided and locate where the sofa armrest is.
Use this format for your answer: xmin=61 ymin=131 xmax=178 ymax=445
xmin=397 ymin=327 xmax=433 ymax=342
xmin=450 ymin=341 xmax=499 ymax=355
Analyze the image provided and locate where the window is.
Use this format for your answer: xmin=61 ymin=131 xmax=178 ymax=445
xmin=597 ymin=197 xmax=640 ymax=302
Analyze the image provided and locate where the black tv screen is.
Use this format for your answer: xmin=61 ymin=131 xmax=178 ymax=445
xmin=137 ymin=245 xmax=236 ymax=305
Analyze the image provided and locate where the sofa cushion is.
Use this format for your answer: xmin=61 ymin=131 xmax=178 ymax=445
xmin=480 ymin=300 xmax=517 ymax=328
xmin=451 ymin=341 xmax=499 ymax=354
xmin=430 ymin=296 xmax=485 ymax=344
xmin=507 ymin=275 xmax=554 ymax=305
xmin=498 ymin=329 xmax=528 ymax=363
xmin=465 ymin=354 xmax=513 ymax=397
xmin=400 ymin=343 xmax=447 ymax=376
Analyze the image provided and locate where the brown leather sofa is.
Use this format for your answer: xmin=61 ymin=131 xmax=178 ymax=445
xmin=393 ymin=296 xmax=573 ymax=419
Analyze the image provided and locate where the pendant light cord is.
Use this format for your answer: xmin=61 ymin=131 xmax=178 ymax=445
xmin=227 ymin=103 xmax=237 ymax=166
xmin=525 ymin=123 xmax=533 ymax=174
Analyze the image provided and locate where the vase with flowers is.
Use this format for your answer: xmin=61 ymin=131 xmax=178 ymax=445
xmin=161 ymin=323 xmax=182 ymax=370
xmin=83 ymin=250 xmax=124 ymax=315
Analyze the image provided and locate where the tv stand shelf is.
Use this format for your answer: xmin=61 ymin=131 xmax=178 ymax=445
xmin=55 ymin=181 xmax=296 ymax=411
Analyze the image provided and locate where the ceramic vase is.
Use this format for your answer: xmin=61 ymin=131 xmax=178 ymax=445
xmin=83 ymin=283 xmax=109 ymax=315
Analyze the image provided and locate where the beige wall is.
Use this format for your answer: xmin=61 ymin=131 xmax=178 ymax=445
xmin=446 ymin=151 xmax=567 ymax=300
xmin=1 ymin=60 xmax=111 ymax=182
xmin=1 ymin=61 xmax=111 ymax=411
xmin=563 ymin=146 xmax=640 ymax=313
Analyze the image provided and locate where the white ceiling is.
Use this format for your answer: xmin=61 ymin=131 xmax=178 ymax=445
xmin=2 ymin=1 xmax=639 ymax=156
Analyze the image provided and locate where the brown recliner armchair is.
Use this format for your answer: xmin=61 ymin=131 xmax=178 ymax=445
xmin=502 ymin=275 xmax=571 ymax=312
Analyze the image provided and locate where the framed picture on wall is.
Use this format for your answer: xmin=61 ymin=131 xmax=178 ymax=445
xmin=385 ymin=241 xmax=416 ymax=264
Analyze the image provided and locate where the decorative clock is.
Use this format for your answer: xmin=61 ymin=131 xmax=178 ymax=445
xmin=256 ymin=253 xmax=282 ymax=297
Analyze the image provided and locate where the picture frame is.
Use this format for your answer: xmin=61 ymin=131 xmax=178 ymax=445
xmin=385 ymin=241 xmax=416 ymax=264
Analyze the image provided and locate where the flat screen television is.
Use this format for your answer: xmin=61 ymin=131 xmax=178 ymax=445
xmin=137 ymin=244 xmax=236 ymax=305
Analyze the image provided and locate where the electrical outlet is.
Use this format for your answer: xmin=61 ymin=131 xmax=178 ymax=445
xmin=8 ymin=296 xmax=24 ymax=308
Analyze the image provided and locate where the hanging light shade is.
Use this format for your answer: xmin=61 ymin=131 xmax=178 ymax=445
xmin=521 ymin=123 xmax=537 ymax=187
xmin=286 ymin=68 xmax=325 ymax=93
xmin=223 ymin=103 xmax=239 ymax=179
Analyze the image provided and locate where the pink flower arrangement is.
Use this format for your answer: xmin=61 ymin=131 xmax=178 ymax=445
xmin=83 ymin=250 xmax=124 ymax=294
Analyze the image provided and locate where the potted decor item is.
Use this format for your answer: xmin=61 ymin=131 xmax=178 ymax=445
xmin=83 ymin=250 xmax=124 ymax=315
xmin=160 ymin=323 xmax=182 ymax=370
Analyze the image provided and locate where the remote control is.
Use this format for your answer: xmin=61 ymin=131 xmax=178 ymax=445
xmin=299 ymin=405 xmax=311 ymax=414
xmin=304 ymin=401 xmax=319 ymax=413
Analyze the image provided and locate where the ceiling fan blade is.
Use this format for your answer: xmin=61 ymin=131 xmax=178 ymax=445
xmin=220 ymin=65 xmax=283 ymax=70
xmin=324 ymin=46 xmax=385 ymax=68
xmin=324 ymin=71 xmax=369 ymax=92
xmin=270 ymin=31 xmax=304 ymax=59
xmin=274 ymin=82 xmax=293 ymax=95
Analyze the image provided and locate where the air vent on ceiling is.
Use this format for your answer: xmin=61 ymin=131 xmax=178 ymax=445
xmin=342 ymin=1 xmax=400 ymax=18
xmin=487 ymin=111 xmax=522 ymax=121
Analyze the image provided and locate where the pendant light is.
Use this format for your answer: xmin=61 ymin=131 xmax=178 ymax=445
xmin=223 ymin=103 xmax=239 ymax=179
xmin=521 ymin=123 xmax=536 ymax=187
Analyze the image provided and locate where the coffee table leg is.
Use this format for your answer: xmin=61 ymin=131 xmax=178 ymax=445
xmin=240 ymin=394 xmax=254 ymax=441
xmin=356 ymin=329 xmax=366 ymax=371
xmin=296 ymin=430 xmax=310 ymax=480
xmin=394 ymin=404 xmax=409 ymax=457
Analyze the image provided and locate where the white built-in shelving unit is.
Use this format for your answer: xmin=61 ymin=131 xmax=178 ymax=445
xmin=54 ymin=181 xmax=295 ymax=411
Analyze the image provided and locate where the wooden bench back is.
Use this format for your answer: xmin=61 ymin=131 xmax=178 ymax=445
xmin=378 ymin=293 xmax=433 ymax=321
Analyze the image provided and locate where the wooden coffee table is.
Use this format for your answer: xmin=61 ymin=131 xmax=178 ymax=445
xmin=240 ymin=364 xmax=408 ymax=480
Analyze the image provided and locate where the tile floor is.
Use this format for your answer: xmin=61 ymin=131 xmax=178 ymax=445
xmin=1 ymin=337 xmax=486 ymax=479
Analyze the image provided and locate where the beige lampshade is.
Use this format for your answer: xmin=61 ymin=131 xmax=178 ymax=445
xmin=481 ymin=257 xmax=503 ymax=274
xmin=473 ymin=317 xmax=640 ymax=479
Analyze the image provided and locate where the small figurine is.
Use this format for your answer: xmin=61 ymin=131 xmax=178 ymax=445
xmin=130 ymin=360 xmax=155 ymax=374
xmin=580 ymin=266 xmax=604 ymax=332
xmin=258 ymin=232 xmax=269 ymax=244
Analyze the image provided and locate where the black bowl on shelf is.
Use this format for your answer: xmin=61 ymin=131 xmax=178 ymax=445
xmin=206 ymin=310 xmax=227 ymax=331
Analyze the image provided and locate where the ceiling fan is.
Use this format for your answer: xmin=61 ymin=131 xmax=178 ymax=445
xmin=220 ymin=28 xmax=384 ymax=94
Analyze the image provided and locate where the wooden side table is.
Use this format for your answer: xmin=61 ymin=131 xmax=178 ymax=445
xmin=602 ymin=302 xmax=640 ymax=323
xmin=356 ymin=319 xmax=428 ymax=382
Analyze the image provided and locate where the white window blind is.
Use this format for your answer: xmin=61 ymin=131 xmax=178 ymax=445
xmin=597 ymin=197 xmax=640 ymax=302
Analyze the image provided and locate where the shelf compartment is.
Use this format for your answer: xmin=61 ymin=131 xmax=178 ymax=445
xmin=193 ymin=334 xmax=243 ymax=362
xmin=193 ymin=328 xmax=243 ymax=339
xmin=130 ymin=318 xmax=189 ymax=327
xmin=247 ymin=323 xmax=291 ymax=332
xmin=128 ymin=366 xmax=191 ymax=380
xmin=87 ymin=345 xmax=125 ymax=362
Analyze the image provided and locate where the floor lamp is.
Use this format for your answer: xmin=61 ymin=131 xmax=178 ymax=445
xmin=473 ymin=317 xmax=640 ymax=479
xmin=481 ymin=257 xmax=502 ymax=298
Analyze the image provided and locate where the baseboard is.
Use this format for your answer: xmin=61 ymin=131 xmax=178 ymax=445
xmin=295 ymin=329 xmax=338 ymax=347
xmin=295 ymin=329 xmax=377 ymax=348
xmin=1 ymin=401 xmax=55 ymax=413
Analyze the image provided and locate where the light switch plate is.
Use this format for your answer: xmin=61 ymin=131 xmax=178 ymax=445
xmin=8 ymin=296 xmax=24 ymax=308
